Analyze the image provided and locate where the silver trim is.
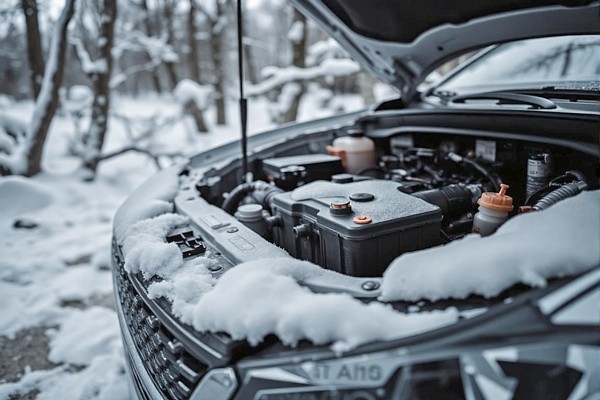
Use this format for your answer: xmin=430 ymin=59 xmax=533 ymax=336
xmin=190 ymin=368 xmax=238 ymax=400
xmin=538 ymin=268 xmax=600 ymax=315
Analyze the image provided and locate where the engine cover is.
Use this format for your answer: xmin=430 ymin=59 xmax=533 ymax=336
xmin=270 ymin=180 xmax=442 ymax=277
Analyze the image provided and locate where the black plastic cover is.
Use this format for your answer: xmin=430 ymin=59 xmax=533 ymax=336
xmin=271 ymin=180 xmax=442 ymax=276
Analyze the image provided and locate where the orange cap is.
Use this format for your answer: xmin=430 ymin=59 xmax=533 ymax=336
xmin=477 ymin=183 xmax=514 ymax=212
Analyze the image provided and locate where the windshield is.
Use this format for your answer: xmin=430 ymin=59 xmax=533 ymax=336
xmin=435 ymin=35 xmax=600 ymax=94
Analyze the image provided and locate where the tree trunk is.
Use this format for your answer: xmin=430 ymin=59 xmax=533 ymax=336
xmin=24 ymin=0 xmax=76 ymax=177
xmin=282 ymin=9 xmax=307 ymax=123
xmin=183 ymin=100 xmax=208 ymax=133
xmin=163 ymin=0 xmax=179 ymax=90
xmin=82 ymin=0 xmax=117 ymax=178
xmin=187 ymin=0 xmax=201 ymax=83
xmin=140 ymin=0 xmax=162 ymax=92
xmin=21 ymin=0 xmax=45 ymax=99
xmin=210 ymin=0 xmax=227 ymax=125
xmin=184 ymin=0 xmax=208 ymax=132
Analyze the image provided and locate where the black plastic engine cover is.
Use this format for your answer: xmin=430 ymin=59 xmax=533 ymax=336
xmin=270 ymin=180 xmax=442 ymax=277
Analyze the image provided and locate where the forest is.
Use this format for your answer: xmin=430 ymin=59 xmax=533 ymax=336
xmin=0 ymin=0 xmax=384 ymax=179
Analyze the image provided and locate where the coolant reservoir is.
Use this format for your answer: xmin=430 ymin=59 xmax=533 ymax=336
xmin=472 ymin=184 xmax=513 ymax=236
xmin=326 ymin=129 xmax=375 ymax=174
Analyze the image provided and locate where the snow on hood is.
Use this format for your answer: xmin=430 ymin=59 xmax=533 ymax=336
xmin=190 ymin=259 xmax=459 ymax=353
xmin=113 ymin=165 xmax=181 ymax=242
xmin=380 ymin=190 xmax=600 ymax=302
xmin=119 ymin=201 xmax=458 ymax=352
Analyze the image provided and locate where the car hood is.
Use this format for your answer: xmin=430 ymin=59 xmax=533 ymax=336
xmin=290 ymin=0 xmax=599 ymax=101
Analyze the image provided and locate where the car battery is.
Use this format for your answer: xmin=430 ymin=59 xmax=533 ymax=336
xmin=262 ymin=154 xmax=344 ymax=190
xmin=270 ymin=180 xmax=442 ymax=277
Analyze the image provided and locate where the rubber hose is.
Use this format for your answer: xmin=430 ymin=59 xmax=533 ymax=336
xmin=221 ymin=180 xmax=283 ymax=215
xmin=221 ymin=182 xmax=253 ymax=214
xmin=533 ymin=181 xmax=587 ymax=211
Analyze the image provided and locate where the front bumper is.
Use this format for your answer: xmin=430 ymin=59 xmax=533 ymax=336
xmin=112 ymin=239 xmax=237 ymax=400
xmin=113 ymin=236 xmax=600 ymax=400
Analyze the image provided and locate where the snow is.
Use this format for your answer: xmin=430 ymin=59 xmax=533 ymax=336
xmin=122 ymin=213 xmax=188 ymax=279
xmin=113 ymin=166 xmax=181 ymax=242
xmin=381 ymin=190 xmax=600 ymax=302
xmin=48 ymin=307 xmax=122 ymax=366
xmin=174 ymin=79 xmax=214 ymax=110
xmin=140 ymin=255 xmax=458 ymax=354
xmin=0 ymin=92 xmax=319 ymax=397
xmin=190 ymin=259 xmax=459 ymax=353
xmin=0 ymin=353 xmax=127 ymax=400
xmin=0 ymin=176 xmax=54 ymax=222
xmin=248 ymin=58 xmax=361 ymax=97
xmin=287 ymin=20 xmax=304 ymax=43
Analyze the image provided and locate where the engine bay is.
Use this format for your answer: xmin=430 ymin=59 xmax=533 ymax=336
xmin=187 ymin=118 xmax=598 ymax=279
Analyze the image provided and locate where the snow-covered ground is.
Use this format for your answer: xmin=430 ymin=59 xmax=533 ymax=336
xmin=0 ymin=93 xmax=365 ymax=399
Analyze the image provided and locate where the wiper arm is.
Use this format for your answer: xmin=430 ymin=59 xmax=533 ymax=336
xmin=449 ymin=91 xmax=557 ymax=110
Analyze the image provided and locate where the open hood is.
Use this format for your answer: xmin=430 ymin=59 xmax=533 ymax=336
xmin=290 ymin=0 xmax=600 ymax=101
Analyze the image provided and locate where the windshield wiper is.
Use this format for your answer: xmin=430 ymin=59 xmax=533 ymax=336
xmin=449 ymin=91 xmax=557 ymax=110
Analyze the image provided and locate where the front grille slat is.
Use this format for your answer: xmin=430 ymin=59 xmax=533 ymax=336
xmin=113 ymin=241 xmax=209 ymax=400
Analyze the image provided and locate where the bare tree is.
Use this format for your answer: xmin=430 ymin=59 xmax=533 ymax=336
xmin=187 ymin=0 xmax=201 ymax=83
xmin=282 ymin=9 xmax=307 ymax=122
xmin=139 ymin=0 xmax=163 ymax=92
xmin=197 ymin=0 xmax=227 ymax=125
xmin=21 ymin=0 xmax=45 ymax=98
xmin=161 ymin=0 xmax=179 ymax=90
xmin=72 ymin=0 xmax=117 ymax=178
xmin=0 ymin=0 xmax=76 ymax=176
xmin=183 ymin=0 xmax=208 ymax=132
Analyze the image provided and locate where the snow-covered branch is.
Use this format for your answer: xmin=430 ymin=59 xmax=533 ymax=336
xmin=102 ymin=112 xmax=186 ymax=168
xmin=72 ymin=38 xmax=108 ymax=75
xmin=247 ymin=58 xmax=361 ymax=97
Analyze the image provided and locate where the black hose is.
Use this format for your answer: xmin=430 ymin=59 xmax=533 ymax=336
xmin=461 ymin=157 xmax=501 ymax=192
xmin=222 ymin=182 xmax=253 ymax=214
xmin=532 ymin=181 xmax=587 ymax=211
xmin=447 ymin=152 xmax=501 ymax=192
xmin=525 ymin=171 xmax=588 ymax=206
xmin=221 ymin=180 xmax=283 ymax=215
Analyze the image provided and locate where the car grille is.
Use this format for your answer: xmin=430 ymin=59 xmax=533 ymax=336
xmin=113 ymin=241 xmax=208 ymax=400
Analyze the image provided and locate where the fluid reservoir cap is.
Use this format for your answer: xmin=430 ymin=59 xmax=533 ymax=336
xmin=331 ymin=173 xmax=353 ymax=184
xmin=349 ymin=192 xmax=375 ymax=202
xmin=330 ymin=199 xmax=352 ymax=216
xmin=235 ymin=204 xmax=264 ymax=221
xmin=346 ymin=128 xmax=364 ymax=137
xmin=477 ymin=183 xmax=514 ymax=212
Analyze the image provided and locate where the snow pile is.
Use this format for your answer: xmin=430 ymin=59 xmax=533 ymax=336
xmin=121 ymin=213 xmax=188 ymax=279
xmin=0 ymin=351 xmax=127 ymax=400
xmin=0 ymin=176 xmax=54 ymax=222
xmin=113 ymin=165 xmax=181 ymax=241
xmin=381 ymin=190 xmax=600 ymax=302
xmin=144 ymin=257 xmax=457 ymax=353
xmin=174 ymin=79 xmax=214 ymax=110
xmin=0 ymin=113 xmax=29 ymax=172
xmin=192 ymin=259 xmax=458 ymax=353
xmin=48 ymin=307 xmax=122 ymax=366
xmin=147 ymin=256 xmax=217 ymax=323
xmin=118 ymin=212 xmax=458 ymax=352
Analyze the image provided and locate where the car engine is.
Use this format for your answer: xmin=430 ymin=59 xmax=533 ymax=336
xmin=191 ymin=127 xmax=596 ymax=279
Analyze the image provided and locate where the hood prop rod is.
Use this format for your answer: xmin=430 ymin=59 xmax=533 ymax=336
xmin=237 ymin=0 xmax=249 ymax=182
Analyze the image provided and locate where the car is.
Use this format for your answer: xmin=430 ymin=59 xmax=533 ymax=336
xmin=111 ymin=1 xmax=600 ymax=399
